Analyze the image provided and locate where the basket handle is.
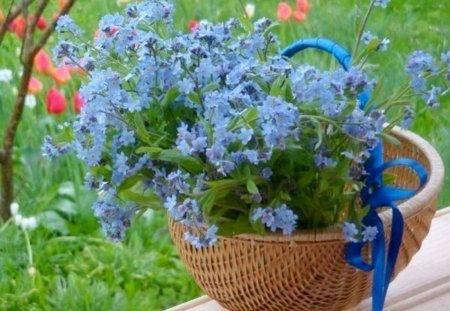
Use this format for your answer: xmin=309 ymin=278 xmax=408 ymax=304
xmin=281 ymin=38 xmax=352 ymax=71
xmin=281 ymin=38 xmax=371 ymax=108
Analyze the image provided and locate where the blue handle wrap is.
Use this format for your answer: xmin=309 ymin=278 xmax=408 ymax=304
xmin=282 ymin=38 xmax=428 ymax=311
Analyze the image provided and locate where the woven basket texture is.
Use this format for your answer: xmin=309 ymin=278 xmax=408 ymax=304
xmin=169 ymin=128 xmax=444 ymax=311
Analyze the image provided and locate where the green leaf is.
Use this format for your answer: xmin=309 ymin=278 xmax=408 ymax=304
xmin=138 ymin=148 xmax=203 ymax=174
xmin=297 ymin=170 xmax=315 ymax=188
xmin=284 ymin=80 xmax=295 ymax=103
xmin=161 ymin=86 xmax=180 ymax=108
xmin=357 ymin=38 xmax=381 ymax=62
xmin=52 ymin=126 xmax=75 ymax=145
xmin=378 ymin=132 xmax=401 ymax=147
xmin=246 ymin=179 xmax=259 ymax=194
xmin=249 ymin=75 xmax=270 ymax=93
xmin=188 ymin=92 xmax=201 ymax=105
xmin=270 ymin=76 xmax=286 ymax=97
xmin=262 ymin=22 xmax=280 ymax=39
xmin=199 ymin=191 xmax=217 ymax=216
xmin=217 ymin=214 xmax=254 ymax=236
xmin=134 ymin=113 xmax=152 ymax=144
xmin=159 ymin=150 xmax=203 ymax=173
xmin=135 ymin=146 xmax=163 ymax=154
xmin=248 ymin=217 xmax=267 ymax=235
xmin=40 ymin=211 xmax=69 ymax=235
xmin=206 ymin=179 xmax=242 ymax=190
xmin=51 ymin=199 xmax=78 ymax=217
xmin=228 ymin=107 xmax=259 ymax=130
xmin=341 ymin=100 xmax=357 ymax=118
xmin=201 ymin=83 xmax=221 ymax=94
xmin=238 ymin=15 xmax=254 ymax=33
xmin=118 ymin=175 xmax=144 ymax=192
xmin=383 ymin=172 xmax=397 ymax=185
xmin=57 ymin=181 xmax=76 ymax=198
xmin=121 ymin=188 xmax=162 ymax=209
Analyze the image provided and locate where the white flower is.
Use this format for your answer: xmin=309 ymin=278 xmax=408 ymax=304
xmin=14 ymin=214 xmax=23 ymax=226
xmin=25 ymin=94 xmax=37 ymax=109
xmin=245 ymin=3 xmax=256 ymax=18
xmin=20 ymin=217 xmax=38 ymax=231
xmin=0 ymin=69 xmax=13 ymax=82
xmin=379 ymin=38 xmax=390 ymax=52
xmin=10 ymin=202 xmax=20 ymax=215
xmin=28 ymin=266 xmax=37 ymax=277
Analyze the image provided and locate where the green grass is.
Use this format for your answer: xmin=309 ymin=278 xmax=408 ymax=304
xmin=0 ymin=0 xmax=449 ymax=310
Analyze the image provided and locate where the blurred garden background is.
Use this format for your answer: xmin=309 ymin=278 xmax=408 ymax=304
xmin=0 ymin=0 xmax=449 ymax=310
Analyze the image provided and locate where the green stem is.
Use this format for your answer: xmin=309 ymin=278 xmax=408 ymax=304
xmin=352 ymin=0 xmax=376 ymax=63
xmin=237 ymin=0 xmax=248 ymax=19
xmin=0 ymin=218 xmax=12 ymax=235
xmin=23 ymin=229 xmax=33 ymax=266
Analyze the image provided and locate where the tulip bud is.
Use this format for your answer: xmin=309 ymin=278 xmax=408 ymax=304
xmin=46 ymin=88 xmax=67 ymax=114
xmin=73 ymin=91 xmax=85 ymax=113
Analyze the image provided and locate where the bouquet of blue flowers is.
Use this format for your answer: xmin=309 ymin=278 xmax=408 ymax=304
xmin=45 ymin=0 xmax=449 ymax=250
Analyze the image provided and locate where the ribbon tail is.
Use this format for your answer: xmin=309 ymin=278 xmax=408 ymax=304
xmin=383 ymin=205 xmax=404 ymax=300
xmin=369 ymin=213 xmax=386 ymax=311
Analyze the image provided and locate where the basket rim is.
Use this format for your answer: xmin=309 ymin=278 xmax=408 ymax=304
xmin=204 ymin=127 xmax=445 ymax=243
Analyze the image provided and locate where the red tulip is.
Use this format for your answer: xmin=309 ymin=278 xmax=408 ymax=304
xmin=188 ymin=20 xmax=199 ymax=32
xmin=277 ymin=3 xmax=293 ymax=22
xmin=73 ymin=91 xmax=85 ymax=113
xmin=50 ymin=67 xmax=71 ymax=85
xmin=9 ymin=16 xmax=26 ymax=38
xmin=46 ymin=88 xmax=67 ymax=114
xmin=34 ymin=50 xmax=53 ymax=74
xmin=28 ymin=77 xmax=43 ymax=94
xmin=27 ymin=15 xmax=48 ymax=30
xmin=296 ymin=0 xmax=311 ymax=13
xmin=293 ymin=10 xmax=307 ymax=22
xmin=36 ymin=17 xmax=48 ymax=30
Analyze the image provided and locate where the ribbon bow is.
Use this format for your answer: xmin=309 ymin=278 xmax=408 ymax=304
xmin=345 ymin=142 xmax=428 ymax=311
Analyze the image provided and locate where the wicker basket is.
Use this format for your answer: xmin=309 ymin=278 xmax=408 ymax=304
xmin=169 ymin=127 xmax=444 ymax=311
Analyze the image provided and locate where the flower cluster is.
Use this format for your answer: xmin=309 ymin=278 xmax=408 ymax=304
xmin=277 ymin=0 xmax=311 ymax=23
xmin=10 ymin=202 xmax=38 ymax=231
xmin=0 ymin=4 xmax=85 ymax=114
xmin=46 ymin=0 xmax=449 ymax=247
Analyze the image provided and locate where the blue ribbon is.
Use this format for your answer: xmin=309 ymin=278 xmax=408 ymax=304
xmin=281 ymin=38 xmax=429 ymax=311
xmin=346 ymin=158 xmax=428 ymax=311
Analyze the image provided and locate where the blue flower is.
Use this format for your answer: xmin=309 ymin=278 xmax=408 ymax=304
xmin=184 ymin=224 xmax=218 ymax=248
xmin=400 ymin=106 xmax=414 ymax=129
xmin=362 ymin=31 xmax=376 ymax=45
xmin=252 ymin=204 xmax=298 ymax=235
xmin=406 ymin=51 xmax=436 ymax=92
xmin=343 ymin=222 xmax=359 ymax=242
xmin=441 ymin=52 xmax=450 ymax=66
xmin=373 ymin=0 xmax=391 ymax=8
xmin=378 ymin=38 xmax=390 ymax=52
xmin=314 ymin=152 xmax=337 ymax=169
xmin=257 ymin=96 xmax=301 ymax=150
xmin=423 ymin=85 xmax=442 ymax=109
xmin=362 ymin=226 xmax=378 ymax=242
xmin=261 ymin=167 xmax=273 ymax=180
xmin=56 ymin=15 xmax=84 ymax=36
